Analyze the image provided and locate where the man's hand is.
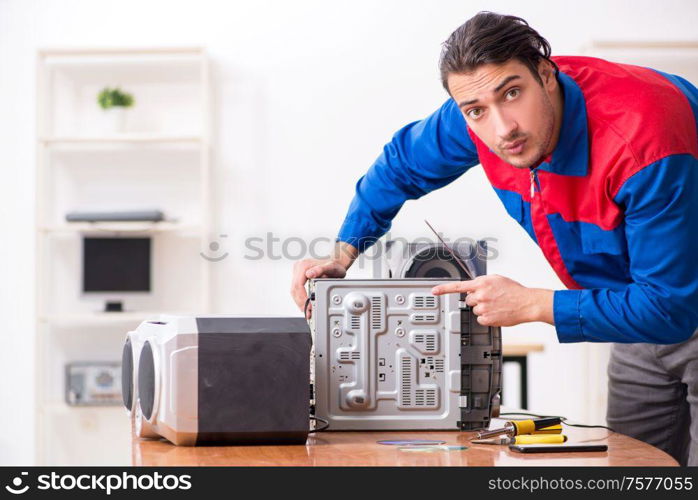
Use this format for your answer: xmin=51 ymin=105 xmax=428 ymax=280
xmin=290 ymin=242 xmax=358 ymax=318
xmin=431 ymin=274 xmax=554 ymax=327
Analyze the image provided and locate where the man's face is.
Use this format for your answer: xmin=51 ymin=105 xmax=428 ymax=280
xmin=447 ymin=59 xmax=558 ymax=169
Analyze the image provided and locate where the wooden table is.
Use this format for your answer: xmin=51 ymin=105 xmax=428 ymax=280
xmin=131 ymin=415 xmax=678 ymax=467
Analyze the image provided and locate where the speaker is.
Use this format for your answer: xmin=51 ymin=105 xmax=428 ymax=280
xmin=374 ymin=240 xmax=488 ymax=280
xmin=121 ymin=323 xmax=156 ymax=414
xmin=125 ymin=315 xmax=312 ymax=446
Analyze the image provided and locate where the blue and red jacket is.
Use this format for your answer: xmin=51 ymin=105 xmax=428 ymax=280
xmin=337 ymin=56 xmax=698 ymax=344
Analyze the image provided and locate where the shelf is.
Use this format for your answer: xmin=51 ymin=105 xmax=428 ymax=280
xmin=39 ymin=222 xmax=202 ymax=234
xmin=40 ymin=134 xmax=204 ymax=145
xmin=40 ymin=46 xmax=204 ymax=57
xmin=39 ymin=311 xmax=170 ymax=326
xmin=41 ymin=49 xmax=205 ymax=85
xmin=40 ymin=402 xmax=126 ymax=414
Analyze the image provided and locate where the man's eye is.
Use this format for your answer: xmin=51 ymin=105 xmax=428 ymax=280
xmin=505 ymin=88 xmax=520 ymax=100
xmin=467 ymin=108 xmax=483 ymax=119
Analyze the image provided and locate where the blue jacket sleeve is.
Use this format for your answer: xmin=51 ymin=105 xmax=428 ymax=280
xmin=554 ymin=153 xmax=698 ymax=344
xmin=336 ymin=98 xmax=480 ymax=252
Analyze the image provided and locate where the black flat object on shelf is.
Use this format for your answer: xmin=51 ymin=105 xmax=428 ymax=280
xmin=65 ymin=210 xmax=165 ymax=222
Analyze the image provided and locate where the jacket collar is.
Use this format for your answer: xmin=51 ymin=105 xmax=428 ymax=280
xmin=535 ymin=70 xmax=589 ymax=176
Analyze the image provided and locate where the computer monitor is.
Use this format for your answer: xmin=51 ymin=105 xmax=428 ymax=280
xmin=82 ymin=237 xmax=151 ymax=293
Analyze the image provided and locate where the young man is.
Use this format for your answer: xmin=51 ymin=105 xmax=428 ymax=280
xmin=290 ymin=12 xmax=698 ymax=465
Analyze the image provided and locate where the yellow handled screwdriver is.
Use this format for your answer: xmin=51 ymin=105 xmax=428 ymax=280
xmin=474 ymin=417 xmax=562 ymax=440
xmin=471 ymin=434 xmax=567 ymax=445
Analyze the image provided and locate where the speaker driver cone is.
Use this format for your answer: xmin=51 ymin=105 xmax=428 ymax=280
xmin=138 ymin=340 xmax=156 ymax=421
xmin=121 ymin=338 xmax=133 ymax=411
xmin=404 ymin=246 xmax=470 ymax=279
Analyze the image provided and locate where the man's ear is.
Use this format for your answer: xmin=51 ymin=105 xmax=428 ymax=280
xmin=537 ymin=59 xmax=556 ymax=90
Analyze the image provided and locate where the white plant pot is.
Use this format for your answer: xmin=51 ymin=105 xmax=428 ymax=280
xmin=101 ymin=107 xmax=128 ymax=134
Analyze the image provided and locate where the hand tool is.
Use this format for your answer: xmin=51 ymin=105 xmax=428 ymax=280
xmin=472 ymin=434 xmax=567 ymax=445
xmin=474 ymin=417 xmax=562 ymax=440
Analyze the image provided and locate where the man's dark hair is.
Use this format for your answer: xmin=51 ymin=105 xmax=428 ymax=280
xmin=439 ymin=12 xmax=558 ymax=92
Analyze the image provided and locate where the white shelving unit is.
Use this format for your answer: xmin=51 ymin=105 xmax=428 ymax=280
xmin=35 ymin=47 xmax=212 ymax=465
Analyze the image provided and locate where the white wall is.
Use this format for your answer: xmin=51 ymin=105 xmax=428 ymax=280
xmin=1 ymin=0 xmax=696 ymax=464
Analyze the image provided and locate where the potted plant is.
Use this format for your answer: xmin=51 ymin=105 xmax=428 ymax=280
xmin=97 ymin=87 xmax=134 ymax=133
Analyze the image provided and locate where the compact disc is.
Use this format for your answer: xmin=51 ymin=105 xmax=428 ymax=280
xmin=377 ymin=439 xmax=447 ymax=446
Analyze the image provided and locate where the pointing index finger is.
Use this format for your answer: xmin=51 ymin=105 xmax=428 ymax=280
xmin=431 ymin=280 xmax=478 ymax=295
